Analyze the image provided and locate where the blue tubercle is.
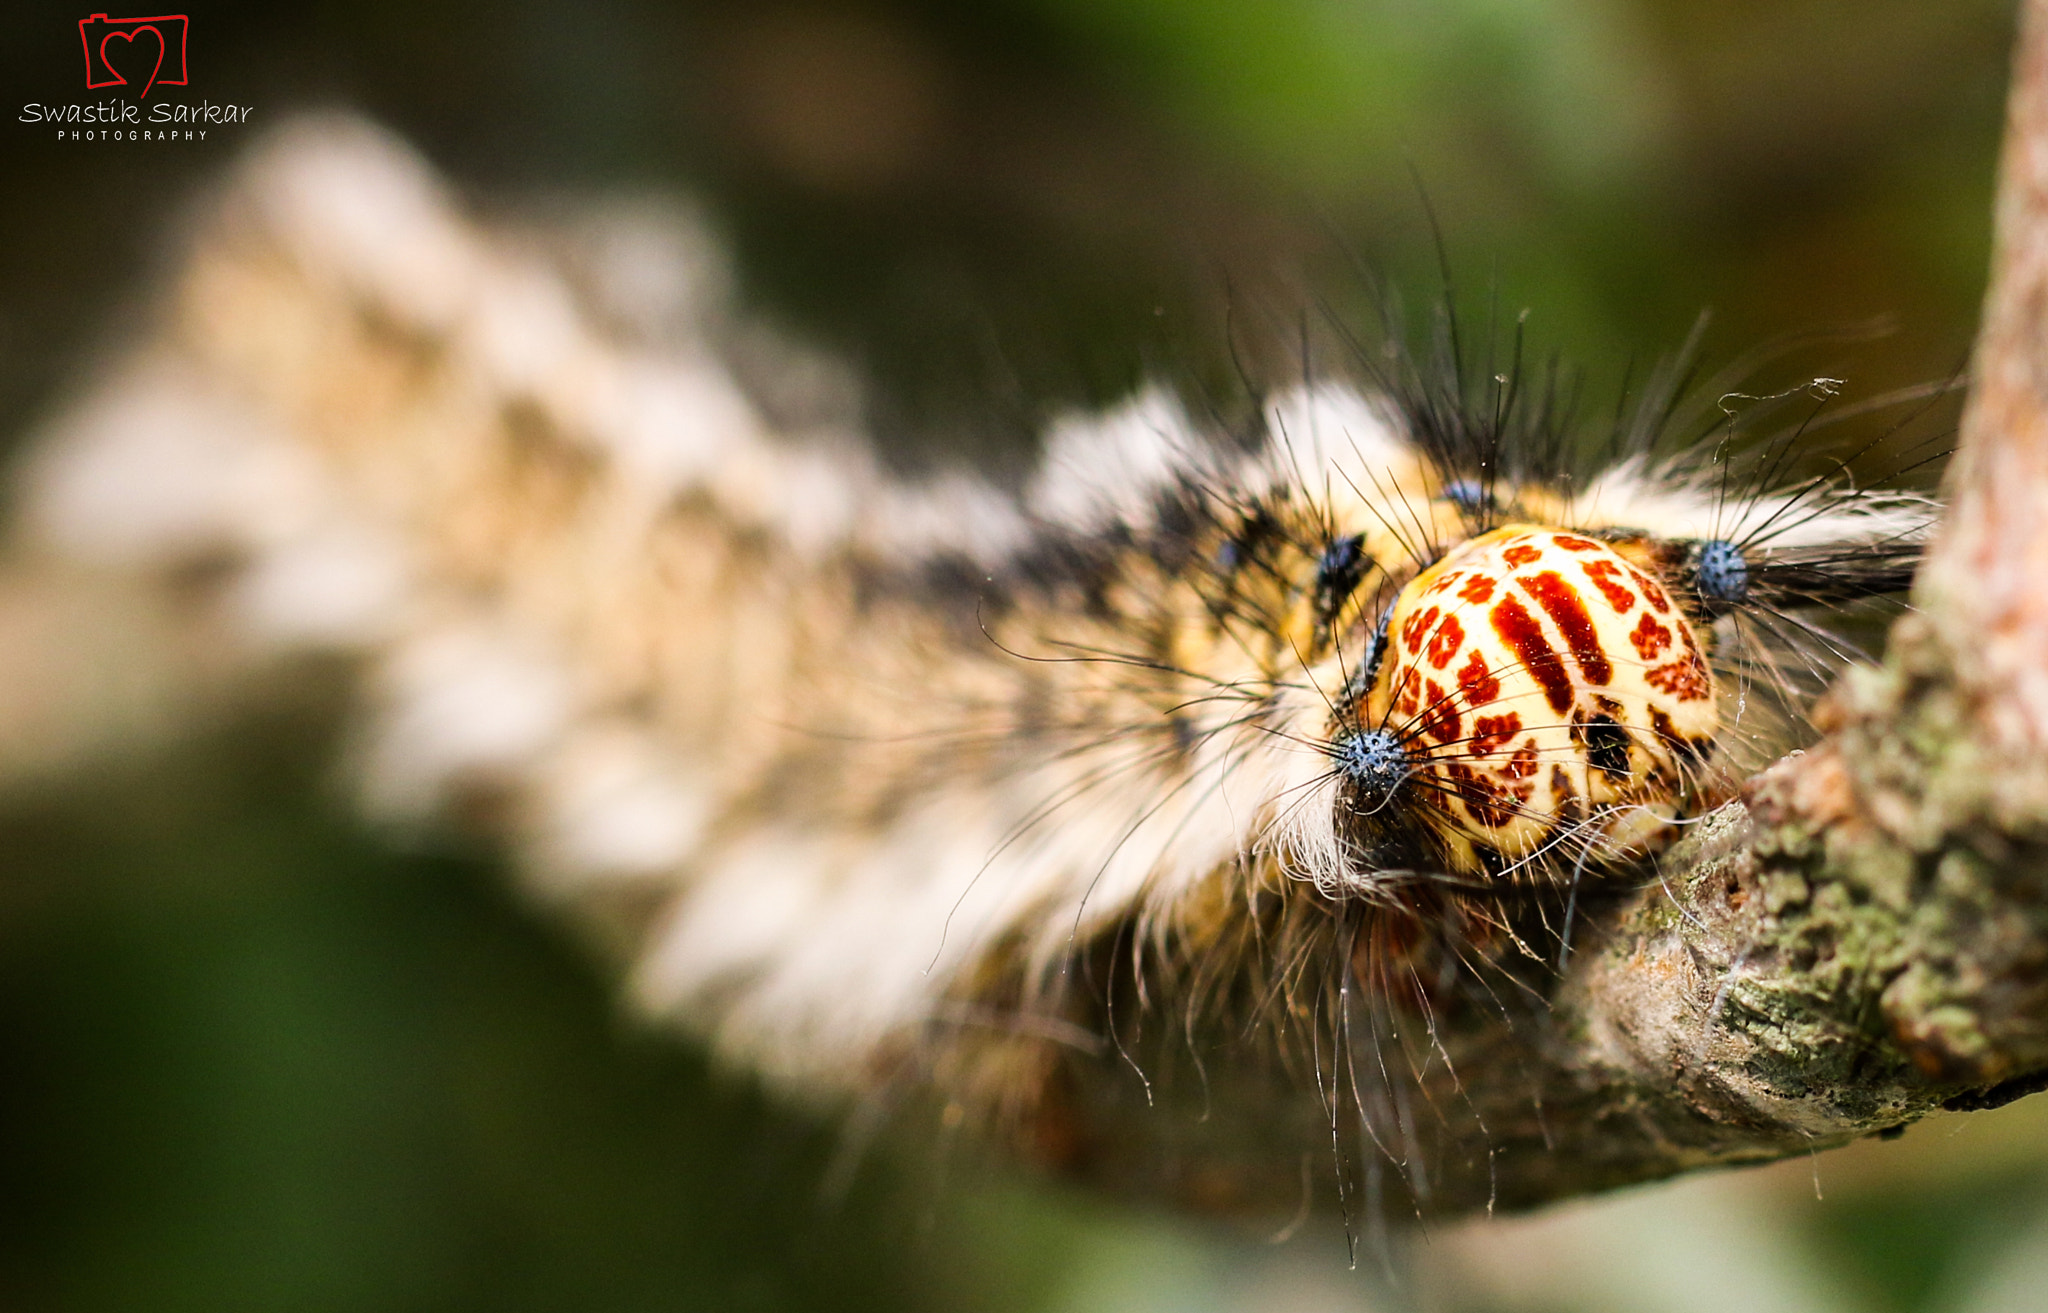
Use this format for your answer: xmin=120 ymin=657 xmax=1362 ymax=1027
xmin=1334 ymin=728 xmax=1414 ymax=809
xmin=1695 ymin=539 xmax=1750 ymax=607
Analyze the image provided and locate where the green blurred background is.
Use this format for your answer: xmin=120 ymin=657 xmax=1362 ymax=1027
xmin=0 ymin=1 xmax=2033 ymax=1309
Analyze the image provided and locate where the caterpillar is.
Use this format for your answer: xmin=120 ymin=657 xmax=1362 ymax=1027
xmin=8 ymin=116 xmax=1941 ymax=1225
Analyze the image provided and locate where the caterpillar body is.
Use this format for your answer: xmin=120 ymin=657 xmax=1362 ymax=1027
xmin=11 ymin=118 xmax=1939 ymax=1219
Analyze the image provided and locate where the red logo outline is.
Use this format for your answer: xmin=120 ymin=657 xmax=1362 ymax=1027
xmin=78 ymin=13 xmax=190 ymax=100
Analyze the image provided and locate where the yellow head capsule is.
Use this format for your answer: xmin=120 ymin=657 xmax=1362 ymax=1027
xmin=1362 ymin=526 xmax=1718 ymax=874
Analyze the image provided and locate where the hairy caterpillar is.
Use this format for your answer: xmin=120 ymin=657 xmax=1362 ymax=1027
xmin=8 ymin=116 xmax=1942 ymax=1224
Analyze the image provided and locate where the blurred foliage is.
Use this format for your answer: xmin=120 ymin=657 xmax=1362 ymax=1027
xmin=0 ymin=0 xmax=2041 ymax=1309
xmin=0 ymin=0 xmax=2011 ymax=461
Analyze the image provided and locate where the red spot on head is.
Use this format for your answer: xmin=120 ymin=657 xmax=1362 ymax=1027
xmin=1502 ymin=545 xmax=1543 ymax=568
xmin=1425 ymin=613 xmax=1465 ymax=669
xmin=1420 ymin=678 xmax=1461 ymax=741
xmin=1471 ymin=712 xmax=1521 ymax=755
xmin=1456 ymin=648 xmax=1500 ymax=706
xmin=1630 ymin=611 xmax=1672 ymax=661
xmin=1400 ymin=604 xmax=1441 ymax=651
xmin=1457 ymin=574 xmax=1496 ymax=604
xmin=1426 ymin=571 xmax=1464 ymax=597
xmin=1629 ymin=568 xmax=1672 ymax=614
xmin=1446 ymin=761 xmax=1514 ymax=829
xmin=1581 ymin=558 xmax=1637 ymax=614
xmin=1517 ymin=571 xmax=1614 ymax=686
xmin=1653 ymin=624 xmax=1714 ymax=701
xmin=1551 ymin=535 xmax=1601 ymax=552
xmin=1490 ymin=595 xmax=1574 ymax=714
xmin=1396 ymin=667 xmax=1422 ymax=716
xmin=1505 ymin=741 xmax=1540 ymax=780
xmin=1645 ymin=656 xmax=1712 ymax=702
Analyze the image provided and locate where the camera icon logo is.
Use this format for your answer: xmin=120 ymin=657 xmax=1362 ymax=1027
xmin=78 ymin=13 xmax=189 ymax=100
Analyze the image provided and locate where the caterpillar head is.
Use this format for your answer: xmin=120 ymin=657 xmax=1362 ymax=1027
xmin=1330 ymin=525 xmax=1720 ymax=882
